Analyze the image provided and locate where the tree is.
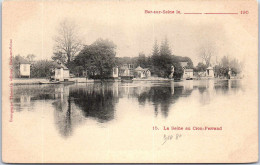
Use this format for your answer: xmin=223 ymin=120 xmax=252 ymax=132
xmin=182 ymin=57 xmax=193 ymax=68
xmin=136 ymin=52 xmax=148 ymax=68
xmin=67 ymin=60 xmax=85 ymax=77
xmin=52 ymin=51 xmax=67 ymax=64
xmin=214 ymin=56 xmax=230 ymax=78
xmin=221 ymin=56 xmax=229 ymax=68
xmin=199 ymin=44 xmax=215 ymax=67
xmin=172 ymin=61 xmax=183 ymax=79
xmin=151 ymin=37 xmax=173 ymax=77
xmin=12 ymin=55 xmax=21 ymax=78
xmin=173 ymin=56 xmax=194 ymax=69
xmin=151 ymin=39 xmax=160 ymax=76
xmin=115 ymin=57 xmax=133 ymax=67
xmin=30 ymin=60 xmax=58 ymax=78
xmin=230 ymin=58 xmax=243 ymax=75
xmin=26 ymin=54 xmax=36 ymax=63
xmin=53 ymin=19 xmax=83 ymax=64
xmin=75 ymin=38 xmax=116 ymax=78
xmin=194 ymin=62 xmax=207 ymax=72
xmin=214 ymin=56 xmax=243 ymax=78
xmin=160 ymin=37 xmax=171 ymax=56
xmin=158 ymin=37 xmax=173 ymax=77
xmin=152 ymin=39 xmax=160 ymax=57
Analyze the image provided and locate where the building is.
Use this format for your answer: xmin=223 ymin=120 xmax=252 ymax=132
xmin=206 ymin=66 xmax=214 ymax=78
xmin=119 ymin=64 xmax=134 ymax=78
xmin=112 ymin=66 xmax=119 ymax=78
xmin=180 ymin=61 xmax=194 ymax=79
xmin=134 ymin=66 xmax=151 ymax=78
xmin=54 ymin=60 xmax=70 ymax=81
xmin=183 ymin=69 xmax=194 ymax=79
xmin=14 ymin=55 xmax=31 ymax=78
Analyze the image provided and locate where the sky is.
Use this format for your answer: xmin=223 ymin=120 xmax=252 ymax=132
xmin=3 ymin=0 xmax=257 ymax=66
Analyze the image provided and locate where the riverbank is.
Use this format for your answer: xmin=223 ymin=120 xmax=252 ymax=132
xmin=12 ymin=78 xmax=95 ymax=85
xmin=133 ymin=77 xmax=172 ymax=81
xmin=12 ymin=78 xmax=49 ymax=85
xmin=12 ymin=77 xmax=240 ymax=85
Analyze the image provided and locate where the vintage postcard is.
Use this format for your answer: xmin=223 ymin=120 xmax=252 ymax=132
xmin=2 ymin=0 xmax=258 ymax=163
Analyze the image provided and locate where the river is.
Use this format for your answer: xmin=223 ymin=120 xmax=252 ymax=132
xmin=9 ymin=79 xmax=253 ymax=162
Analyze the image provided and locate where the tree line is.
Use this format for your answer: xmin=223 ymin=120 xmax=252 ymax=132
xmin=49 ymin=20 xmax=194 ymax=79
xmin=13 ymin=19 xmax=243 ymax=79
xmin=67 ymin=37 xmax=193 ymax=79
xmin=194 ymin=56 xmax=243 ymax=78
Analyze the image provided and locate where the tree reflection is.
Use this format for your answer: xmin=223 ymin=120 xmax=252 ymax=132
xmin=12 ymin=80 xmax=243 ymax=138
xmin=52 ymin=85 xmax=74 ymax=137
xmin=214 ymin=80 xmax=243 ymax=94
xmin=70 ymin=83 xmax=118 ymax=123
xmin=51 ymin=83 xmax=119 ymax=137
xmin=13 ymin=85 xmax=57 ymax=111
xmin=136 ymin=83 xmax=193 ymax=118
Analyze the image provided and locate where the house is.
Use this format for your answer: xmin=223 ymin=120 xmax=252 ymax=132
xmin=179 ymin=61 xmax=194 ymax=79
xmin=183 ymin=69 xmax=194 ymax=79
xmin=119 ymin=64 xmax=134 ymax=78
xmin=112 ymin=66 xmax=119 ymax=78
xmin=14 ymin=55 xmax=31 ymax=78
xmin=206 ymin=66 xmax=214 ymax=78
xmin=134 ymin=66 xmax=151 ymax=78
xmin=53 ymin=60 xmax=70 ymax=81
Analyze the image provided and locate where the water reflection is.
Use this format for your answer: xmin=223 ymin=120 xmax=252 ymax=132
xmin=13 ymin=80 xmax=243 ymax=138
xmin=136 ymin=83 xmax=193 ymax=117
xmin=52 ymin=86 xmax=74 ymax=137
xmin=70 ymin=83 xmax=118 ymax=123
xmin=13 ymin=85 xmax=57 ymax=111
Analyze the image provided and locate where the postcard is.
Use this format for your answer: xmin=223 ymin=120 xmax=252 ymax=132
xmin=2 ymin=0 xmax=258 ymax=163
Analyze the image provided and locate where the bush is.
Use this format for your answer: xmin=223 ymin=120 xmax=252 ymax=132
xmin=31 ymin=60 xmax=58 ymax=78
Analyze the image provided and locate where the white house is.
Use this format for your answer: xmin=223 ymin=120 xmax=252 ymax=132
xmin=54 ymin=61 xmax=70 ymax=81
xmin=183 ymin=69 xmax=194 ymax=79
xmin=15 ymin=55 xmax=31 ymax=78
xmin=206 ymin=66 xmax=214 ymax=78
xmin=134 ymin=66 xmax=151 ymax=78
xmin=112 ymin=66 xmax=119 ymax=78
xmin=180 ymin=61 xmax=193 ymax=79
xmin=20 ymin=63 xmax=31 ymax=78
xmin=119 ymin=64 xmax=134 ymax=77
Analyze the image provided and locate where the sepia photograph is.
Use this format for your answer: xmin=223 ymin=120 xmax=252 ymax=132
xmin=2 ymin=0 xmax=258 ymax=163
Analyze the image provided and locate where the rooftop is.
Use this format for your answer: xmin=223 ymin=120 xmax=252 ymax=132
xmin=134 ymin=66 xmax=150 ymax=71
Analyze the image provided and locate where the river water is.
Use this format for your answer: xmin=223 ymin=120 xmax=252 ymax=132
xmin=10 ymin=79 xmax=254 ymax=162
